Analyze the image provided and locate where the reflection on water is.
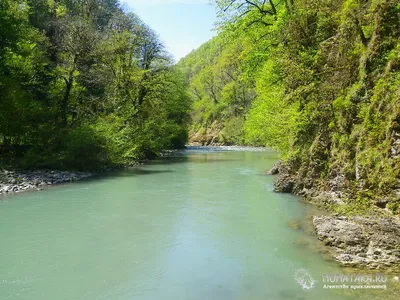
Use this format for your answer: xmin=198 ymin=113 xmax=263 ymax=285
xmin=0 ymin=148 xmax=398 ymax=299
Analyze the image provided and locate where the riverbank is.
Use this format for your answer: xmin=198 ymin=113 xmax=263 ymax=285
xmin=269 ymin=161 xmax=400 ymax=270
xmin=0 ymin=149 xmax=189 ymax=196
xmin=0 ymin=170 xmax=93 ymax=195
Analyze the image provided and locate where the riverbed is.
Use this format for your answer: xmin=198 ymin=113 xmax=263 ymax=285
xmin=0 ymin=147 xmax=397 ymax=299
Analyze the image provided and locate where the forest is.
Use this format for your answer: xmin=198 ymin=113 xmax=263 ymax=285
xmin=179 ymin=0 xmax=400 ymax=214
xmin=0 ymin=0 xmax=191 ymax=170
xmin=1 ymin=0 xmax=400 ymax=213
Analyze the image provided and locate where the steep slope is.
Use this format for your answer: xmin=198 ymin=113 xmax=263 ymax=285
xmin=181 ymin=0 xmax=400 ymax=215
xmin=178 ymin=35 xmax=256 ymax=145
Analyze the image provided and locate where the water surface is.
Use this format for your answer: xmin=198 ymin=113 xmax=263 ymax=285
xmin=0 ymin=147 xmax=395 ymax=299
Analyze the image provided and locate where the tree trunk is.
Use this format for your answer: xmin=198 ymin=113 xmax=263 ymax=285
xmin=61 ymin=74 xmax=73 ymax=127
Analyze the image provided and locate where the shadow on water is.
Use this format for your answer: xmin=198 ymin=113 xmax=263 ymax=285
xmin=147 ymin=156 xmax=240 ymax=166
xmin=146 ymin=156 xmax=189 ymax=165
xmin=184 ymin=146 xmax=269 ymax=152
xmin=77 ymin=154 xmax=241 ymax=186
xmin=118 ymin=169 xmax=174 ymax=176
xmin=96 ymin=168 xmax=174 ymax=179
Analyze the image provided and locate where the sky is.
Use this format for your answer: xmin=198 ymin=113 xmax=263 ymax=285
xmin=122 ymin=0 xmax=218 ymax=62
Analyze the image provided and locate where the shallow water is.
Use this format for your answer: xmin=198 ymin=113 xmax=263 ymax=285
xmin=0 ymin=147 xmax=397 ymax=299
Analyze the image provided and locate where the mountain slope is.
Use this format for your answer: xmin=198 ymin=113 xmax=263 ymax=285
xmin=180 ymin=0 xmax=400 ymax=214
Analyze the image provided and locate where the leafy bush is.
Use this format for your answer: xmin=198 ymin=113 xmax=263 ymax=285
xmin=63 ymin=126 xmax=108 ymax=170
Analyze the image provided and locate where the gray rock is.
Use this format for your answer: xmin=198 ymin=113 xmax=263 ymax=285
xmin=274 ymin=176 xmax=294 ymax=193
xmin=313 ymin=215 xmax=400 ymax=268
xmin=0 ymin=170 xmax=94 ymax=196
xmin=266 ymin=161 xmax=281 ymax=175
xmin=274 ymin=173 xmax=294 ymax=193
xmin=272 ymin=162 xmax=295 ymax=193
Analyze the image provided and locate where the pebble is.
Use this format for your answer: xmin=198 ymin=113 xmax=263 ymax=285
xmin=0 ymin=170 xmax=93 ymax=195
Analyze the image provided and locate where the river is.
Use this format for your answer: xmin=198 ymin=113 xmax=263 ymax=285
xmin=0 ymin=147 xmax=395 ymax=299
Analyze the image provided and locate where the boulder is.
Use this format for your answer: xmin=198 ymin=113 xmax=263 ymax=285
xmin=313 ymin=215 xmax=400 ymax=268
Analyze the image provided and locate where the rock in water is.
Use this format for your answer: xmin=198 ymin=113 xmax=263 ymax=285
xmin=313 ymin=215 xmax=400 ymax=268
xmin=266 ymin=161 xmax=281 ymax=175
xmin=272 ymin=162 xmax=295 ymax=193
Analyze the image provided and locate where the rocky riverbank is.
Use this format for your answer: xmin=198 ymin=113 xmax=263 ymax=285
xmin=189 ymin=121 xmax=227 ymax=146
xmin=314 ymin=215 xmax=400 ymax=269
xmin=268 ymin=161 xmax=400 ymax=270
xmin=0 ymin=170 xmax=93 ymax=195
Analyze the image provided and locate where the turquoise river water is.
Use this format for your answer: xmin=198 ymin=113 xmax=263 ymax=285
xmin=0 ymin=147 xmax=398 ymax=299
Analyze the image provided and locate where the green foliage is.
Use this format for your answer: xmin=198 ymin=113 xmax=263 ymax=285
xmin=63 ymin=126 xmax=108 ymax=170
xmin=180 ymin=0 xmax=400 ymax=213
xmin=244 ymin=85 xmax=290 ymax=151
xmin=178 ymin=35 xmax=255 ymax=145
xmin=0 ymin=0 xmax=191 ymax=170
xmin=221 ymin=116 xmax=245 ymax=145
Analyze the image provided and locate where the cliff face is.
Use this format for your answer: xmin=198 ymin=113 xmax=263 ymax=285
xmin=282 ymin=0 xmax=400 ymax=214
xmin=271 ymin=1 xmax=400 ymax=267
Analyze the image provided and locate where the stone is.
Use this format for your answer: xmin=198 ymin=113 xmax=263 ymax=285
xmin=288 ymin=220 xmax=301 ymax=230
xmin=313 ymin=215 xmax=400 ymax=269
xmin=266 ymin=161 xmax=281 ymax=175
xmin=274 ymin=174 xmax=294 ymax=193
xmin=1 ymin=170 xmax=94 ymax=196
xmin=272 ymin=162 xmax=296 ymax=193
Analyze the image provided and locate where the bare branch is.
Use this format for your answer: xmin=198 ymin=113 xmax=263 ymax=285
xmin=224 ymin=0 xmax=238 ymax=12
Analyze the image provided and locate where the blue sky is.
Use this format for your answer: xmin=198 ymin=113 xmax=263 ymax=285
xmin=122 ymin=0 xmax=217 ymax=62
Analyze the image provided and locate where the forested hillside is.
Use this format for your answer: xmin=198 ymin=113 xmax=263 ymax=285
xmin=180 ymin=0 xmax=400 ymax=214
xmin=0 ymin=0 xmax=190 ymax=170
xmin=178 ymin=35 xmax=256 ymax=145
xmin=2 ymin=0 xmax=400 ymax=213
